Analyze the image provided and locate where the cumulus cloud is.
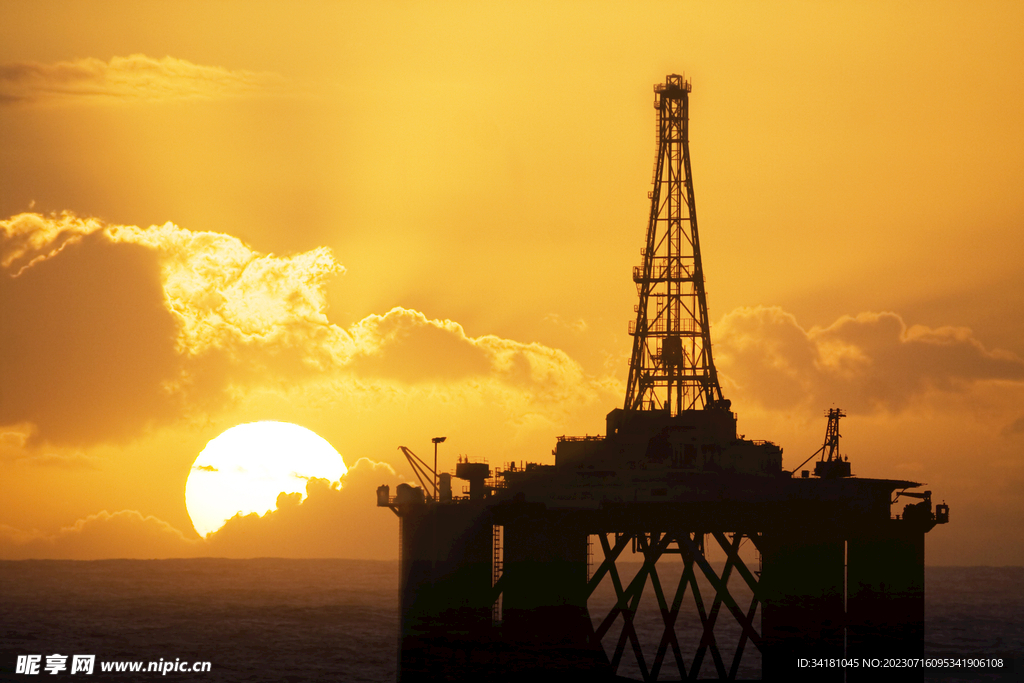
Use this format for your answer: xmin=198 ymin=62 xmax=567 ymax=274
xmin=342 ymin=308 xmax=612 ymax=434
xmin=1 ymin=212 xmax=607 ymax=445
xmin=207 ymin=458 xmax=403 ymax=559
xmin=715 ymin=306 xmax=1024 ymax=414
xmin=1 ymin=212 xmax=349 ymax=444
xmin=347 ymin=307 xmax=595 ymax=405
xmin=0 ymin=228 xmax=181 ymax=444
xmin=0 ymin=54 xmax=282 ymax=106
xmin=348 ymin=309 xmax=491 ymax=382
xmin=4 ymin=212 xmax=347 ymax=357
xmin=0 ymin=458 xmax=403 ymax=560
xmin=478 ymin=332 xmax=593 ymax=404
xmin=0 ymin=510 xmax=199 ymax=560
xmin=106 ymin=220 xmax=347 ymax=359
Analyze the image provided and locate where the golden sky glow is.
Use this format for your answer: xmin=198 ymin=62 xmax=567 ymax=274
xmin=1 ymin=1 xmax=1023 ymax=564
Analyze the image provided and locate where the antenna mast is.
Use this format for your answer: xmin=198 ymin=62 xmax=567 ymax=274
xmin=625 ymin=75 xmax=724 ymax=414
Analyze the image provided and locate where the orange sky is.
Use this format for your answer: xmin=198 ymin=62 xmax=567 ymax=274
xmin=1 ymin=1 xmax=1022 ymax=564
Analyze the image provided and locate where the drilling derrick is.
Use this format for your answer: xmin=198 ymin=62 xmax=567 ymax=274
xmin=626 ymin=74 xmax=723 ymax=413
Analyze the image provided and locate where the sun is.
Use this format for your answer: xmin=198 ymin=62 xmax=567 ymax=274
xmin=185 ymin=421 xmax=347 ymax=537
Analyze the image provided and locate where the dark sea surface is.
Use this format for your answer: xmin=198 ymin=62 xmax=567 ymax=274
xmin=0 ymin=560 xmax=1020 ymax=681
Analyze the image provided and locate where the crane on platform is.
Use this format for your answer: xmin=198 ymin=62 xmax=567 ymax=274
xmin=814 ymin=408 xmax=852 ymax=478
xmin=788 ymin=407 xmax=852 ymax=478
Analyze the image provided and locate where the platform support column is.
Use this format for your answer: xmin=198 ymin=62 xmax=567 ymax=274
xmin=847 ymin=521 xmax=925 ymax=682
xmin=759 ymin=531 xmax=844 ymax=681
xmin=500 ymin=505 xmax=599 ymax=673
xmin=397 ymin=504 xmax=493 ymax=682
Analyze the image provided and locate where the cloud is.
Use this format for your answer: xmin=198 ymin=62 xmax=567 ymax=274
xmin=347 ymin=307 xmax=595 ymax=398
xmin=347 ymin=308 xmax=492 ymax=382
xmin=105 ymin=220 xmax=347 ymax=360
xmin=0 ymin=54 xmax=282 ymax=106
xmin=206 ymin=458 xmax=403 ymax=560
xmin=1003 ymin=415 xmax=1024 ymax=437
xmin=0 ymin=510 xmax=200 ymax=560
xmin=544 ymin=313 xmax=588 ymax=333
xmin=477 ymin=331 xmax=593 ymax=405
xmin=345 ymin=307 xmax=607 ymax=420
xmin=0 ymin=458 xmax=405 ymax=560
xmin=1 ymin=212 xmax=608 ymax=446
xmin=1 ymin=212 xmax=346 ymax=359
xmin=0 ymin=228 xmax=182 ymax=445
xmin=0 ymin=211 xmax=102 ymax=274
xmin=1 ymin=425 xmax=99 ymax=468
xmin=715 ymin=306 xmax=1024 ymax=414
xmin=1 ymin=212 xmax=348 ymax=444
xmin=14 ymin=452 xmax=100 ymax=470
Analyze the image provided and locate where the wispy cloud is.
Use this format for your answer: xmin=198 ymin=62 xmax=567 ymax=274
xmin=0 ymin=54 xmax=283 ymax=106
xmin=1003 ymin=415 xmax=1024 ymax=437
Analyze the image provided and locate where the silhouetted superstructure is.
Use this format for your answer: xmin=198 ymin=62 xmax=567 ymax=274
xmin=378 ymin=75 xmax=948 ymax=681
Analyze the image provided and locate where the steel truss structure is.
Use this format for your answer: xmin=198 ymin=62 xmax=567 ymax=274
xmin=626 ymin=74 xmax=724 ymax=413
xmin=586 ymin=530 xmax=762 ymax=681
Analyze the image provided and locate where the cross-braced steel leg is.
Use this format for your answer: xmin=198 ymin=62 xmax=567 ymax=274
xmin=593 ymin=533 xmax=651 ymax=680
xmin=677 ymin=533 xmax=720 ymax=680
xmin=678 ymin=533 xmax=763 ymax=655
xmin=639 ymin=534 xmax=688 ymax=680
xmin=587 ymin=530 xmax=764 ymax=681
xmin=690 ymin=532 xmax=740 ymax=678
xmin=710 ymin=531 xmax=764 ymax=679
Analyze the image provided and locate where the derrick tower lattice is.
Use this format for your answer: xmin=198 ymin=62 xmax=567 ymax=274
xmin=625 ymin=74 xmax=724 ymax=414
xmin=821 ymin=408 xmax=846 ymax=463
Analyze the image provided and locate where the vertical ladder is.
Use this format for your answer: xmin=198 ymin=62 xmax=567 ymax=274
xmin=586 ymin=534 xmax=593 ymax=582
xmin=492 ymin=524 xmax=503 ymax=624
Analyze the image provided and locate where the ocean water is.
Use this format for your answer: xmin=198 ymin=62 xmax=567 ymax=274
xmin=0 ymin=560 xmax=1020 ymax=681
xmin=0 ymin=559 xmax=398 ymax=682
xmin=922 ymin=567 xmax=1024 ymax=681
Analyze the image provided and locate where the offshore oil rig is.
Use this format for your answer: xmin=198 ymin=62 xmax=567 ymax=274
xmin=377 ymin=75 xmax=948 ymax=681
